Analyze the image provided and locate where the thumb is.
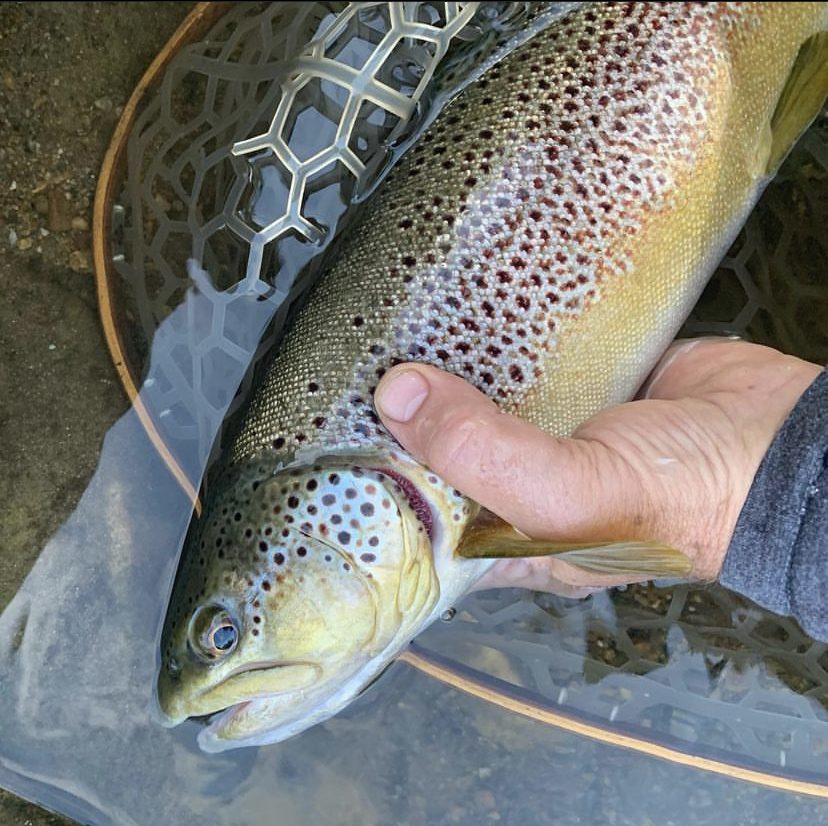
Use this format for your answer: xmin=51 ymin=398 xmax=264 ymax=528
xmin=373 ymin=364 xmax=641 ymax=543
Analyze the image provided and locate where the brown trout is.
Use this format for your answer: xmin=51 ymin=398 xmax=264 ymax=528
xmin=157 ymin=2 xmax=828 ymax=750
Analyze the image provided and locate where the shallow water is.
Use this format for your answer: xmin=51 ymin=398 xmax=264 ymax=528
xmin=2 ymin=3 xmax=828 ymax=825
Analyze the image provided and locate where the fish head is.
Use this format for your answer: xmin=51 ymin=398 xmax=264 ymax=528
xmin=157 ymin=456 xmax=450 ymax=748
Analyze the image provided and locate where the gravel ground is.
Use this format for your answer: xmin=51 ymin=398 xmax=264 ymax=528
xmin=0 ymin=4 xmax=191 ymax=824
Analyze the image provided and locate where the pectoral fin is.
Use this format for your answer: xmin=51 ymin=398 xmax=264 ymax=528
xmin=766 ymin=32 xmax=828 ymax=174
xmin=456 ymin=510 xmax=692 ymax=577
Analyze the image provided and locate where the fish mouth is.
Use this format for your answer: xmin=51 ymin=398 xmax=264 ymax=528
xmin=159 ymin=660 xmax=321 ymax=727
xmin=221 ymin=658 xmax=316 ymax=683
xmin=372 ymin=466 xmax=434 ymax=538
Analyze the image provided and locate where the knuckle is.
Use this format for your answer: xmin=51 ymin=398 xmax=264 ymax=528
xmin=422 ymin=408 xmax=490 ymax=476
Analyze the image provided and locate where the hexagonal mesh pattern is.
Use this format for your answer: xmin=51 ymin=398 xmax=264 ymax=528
xmin=104 ymin=2 xmax=828 ymax=783
xmin=416 ymin=580 xmax=828 ymax=778
xmin=684 ymin=115 xmax=828 ymax=365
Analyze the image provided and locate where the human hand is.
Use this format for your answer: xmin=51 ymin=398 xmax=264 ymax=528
xmin=373 ymin=339 xmax=822 ymax=597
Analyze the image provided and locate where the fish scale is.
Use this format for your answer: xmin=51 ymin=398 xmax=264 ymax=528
xmin=234 ymin=1 xmax=770 ymax=463
xmin=159 ymin=1 xmax=828 ymax=750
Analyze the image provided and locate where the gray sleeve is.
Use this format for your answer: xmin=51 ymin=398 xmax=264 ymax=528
xmin=719 ymin=368 xmax=828 ymax=640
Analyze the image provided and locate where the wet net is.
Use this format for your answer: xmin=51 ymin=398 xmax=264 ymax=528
xmin=101 ymin=0 xmax=828 ymax=788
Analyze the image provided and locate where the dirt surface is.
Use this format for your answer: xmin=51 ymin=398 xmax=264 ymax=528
xmin=0 ymin=4 xmax=192 ymax=824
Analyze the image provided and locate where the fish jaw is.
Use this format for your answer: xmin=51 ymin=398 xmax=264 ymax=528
xmin=197 ymin=648 xmax=388 ymax=750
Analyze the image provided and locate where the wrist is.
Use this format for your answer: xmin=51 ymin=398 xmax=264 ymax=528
xmin=708 ymin=353 xmax=822 ymax=580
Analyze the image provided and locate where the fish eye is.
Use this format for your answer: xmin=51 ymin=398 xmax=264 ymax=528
xmin=188 ymin=605 xmax=240 ymax=661
xmin=210 ymin=622 xmax=237 ymax=651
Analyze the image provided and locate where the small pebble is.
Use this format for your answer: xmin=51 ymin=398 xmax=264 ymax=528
xmin=17 ymin=237 xmax=33 ymax=251
xmin=69 ymin=249 xmax=90 ymax=272
xmin=71 ymin=216 xmax=88 ymax=231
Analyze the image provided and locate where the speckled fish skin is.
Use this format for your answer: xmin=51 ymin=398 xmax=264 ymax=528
xmin=158 ymin=1 xmax=828 ymax=750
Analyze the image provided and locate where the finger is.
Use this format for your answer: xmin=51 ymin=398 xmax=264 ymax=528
xmin=373 ymin=363 xmax=640 ymax=542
